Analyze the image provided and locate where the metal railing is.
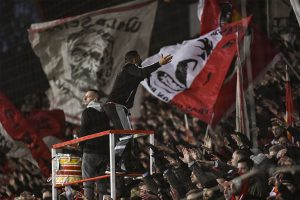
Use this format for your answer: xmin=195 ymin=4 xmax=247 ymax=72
xmin=51 ymin=129 xmax=155 ymax=200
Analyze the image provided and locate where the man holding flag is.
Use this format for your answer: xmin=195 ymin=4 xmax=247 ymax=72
xmin=103 ymin=50 xmax=172 ymax=172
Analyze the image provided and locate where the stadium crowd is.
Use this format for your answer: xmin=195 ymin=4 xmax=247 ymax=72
xmin=1 ymin=53 xmax=300 ymax=200
xmin=0 ymin=7 xmax=300 ymax=200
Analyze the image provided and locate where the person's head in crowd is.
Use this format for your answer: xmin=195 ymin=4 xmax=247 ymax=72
xmin=125 ymin=50 xmax=142 ymax=66
xmin=278 ymin=155 xmax=296 ymax=166
xmin=237 ymin=158 xmax=253 ymax=175
xmin=16 ymin=191 xmax=35 ymax=200
xmin=268 ymin=144 xmax=284 ymax=159
xmin=202 ymin=188 xmax=214 ymax=200
xmin=230 ymin=149 xmax=250 ymax=167
xmin=271 ymin=123 xmax=285 ymax=139
xmin=42 ymin=190 xmax=51 ymax=200
xmin=190 ymin=171 xmax=201 ymax=188
xmin=82 ymin=89 xmax=99 ymax=105
xmin=222 ymin=181 xmax=233 ymax=200
xmin=277 ymin=173 xmax=298 ymax=194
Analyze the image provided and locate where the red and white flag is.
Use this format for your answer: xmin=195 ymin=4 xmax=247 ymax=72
xmin=198 ymin=0 xmax=279 ymax=124
xmin=142 ymin=17 xmax=251 ymax=123
xmin=28 ymin=0 xmax=157 ymax=124
xmin=0 ymin=91 xmax=51 ymax=177
xmin=198 ymin=0 xmax=221 ymax=35
xmin=27 ymin=109 xmax=65 ymax=139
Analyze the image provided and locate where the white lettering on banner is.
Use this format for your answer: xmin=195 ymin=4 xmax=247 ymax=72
xmin=141 ymin=29 xmax=222 ymax=102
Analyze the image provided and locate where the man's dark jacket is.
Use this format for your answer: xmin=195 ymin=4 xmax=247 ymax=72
xmin=107 ymin=62 xmax=160 ymax=108
xmin=80 ymin=104 xmax=110 ymax=154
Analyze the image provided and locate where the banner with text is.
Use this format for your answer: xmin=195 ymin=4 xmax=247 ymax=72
xmin=28 ymin=0 xmax=157 ymax=124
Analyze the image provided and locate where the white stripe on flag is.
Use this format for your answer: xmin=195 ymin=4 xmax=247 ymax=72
xmin=141 ymin=28 xmax=222 ymax=102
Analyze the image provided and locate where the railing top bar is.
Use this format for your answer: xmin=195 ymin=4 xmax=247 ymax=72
xmin=109 ymin=129 xmax=154 ymax=135
xmin=52 ymin=129 xmax=154 ymax=149
xmin=55 ymin=175 xmax=110 ymax=187
xmin=52 ymin=130 xmax=110 ymax=149
xmin=54 ymin=173 xmax=144 ymax=187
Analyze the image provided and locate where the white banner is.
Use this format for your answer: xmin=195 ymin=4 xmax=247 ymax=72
xmin=28 ymin=0 xmax=157 ymax=124
xmin=141 ymin=28 xmax=222 ymax=102
xmin=290 ymin=0 xmax=300 ymax=26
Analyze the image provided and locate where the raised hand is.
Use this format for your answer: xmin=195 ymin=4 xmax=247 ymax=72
xmin=159 ymin=54 xmax=172 ymax=65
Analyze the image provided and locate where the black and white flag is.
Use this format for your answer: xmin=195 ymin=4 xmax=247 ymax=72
xmin=28 ymin=0 xmax=157 ymax=124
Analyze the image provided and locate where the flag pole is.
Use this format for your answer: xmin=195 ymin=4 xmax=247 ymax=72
xmin=205 ymin=112 xmax=215 ymax=137
xmin=241 ymin=0 xmax=258 ymax=148
xmin=266 ymin=0 xmax=271 ymax=38
xmin=184 ymin=114 xmax=189 ymax=130
xmin=281 ymin=53 xmax=300 ymax=82
xmin=235 ymin=31 xmax=250 ymax=140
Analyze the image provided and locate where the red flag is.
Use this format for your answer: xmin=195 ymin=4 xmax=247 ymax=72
xmin=171 ymin=17 xmax=252 ymax=123
xmin=0 ymin=91 xmax=51 ymax=177
xmin=198 ymin=0 xmax=278 ymax=124
xmin=27 ymin=109 xmax=65 ymax=139
xmin=199 ymin=0 xmax=221 ymax=35
xmin=285 ymin=67 xmax=295 ymax=140
xmin=142 ymin=17 xmax=251 ymax=123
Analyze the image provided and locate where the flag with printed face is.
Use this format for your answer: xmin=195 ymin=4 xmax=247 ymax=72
xmin=28 ymin=0 xmax=157 ymax=124
xmin=142 ymin=17 xmax=251 ymax=123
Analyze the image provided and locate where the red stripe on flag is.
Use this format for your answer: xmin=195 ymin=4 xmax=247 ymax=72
xmin=171 ymin=17 xmax=251 ymax=123
xmin=200 ymin=0 xmax=221 ymax=35
xmin=213 ymin=26 xmax=278 ymax=124
xmin=286 ymin=69 xmax=294 ymax=126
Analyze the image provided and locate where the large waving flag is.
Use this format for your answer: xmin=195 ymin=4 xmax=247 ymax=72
xmin=198 ymin=0 xmax=278 ymax=124
xmin=142 ymin=17 xmax=251 ymax=123
xmin=28 ymin=0 xmax=157 ymax=124
xmin=0 ymin=91 xmax=51 ymax=177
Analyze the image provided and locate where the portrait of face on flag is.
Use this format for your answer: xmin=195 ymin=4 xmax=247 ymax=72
xmin=28 ymin=0 xmax=157 ymax=124
xmin=142 ymin=17 xmax=251 ymax=123
xmin=142 ymin=29 xmax=223 ymax=102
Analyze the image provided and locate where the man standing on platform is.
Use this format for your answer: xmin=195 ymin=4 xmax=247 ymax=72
xmin=80 ymin=89 xmax=110 ymax=200
xmin=103 ymin=50 xmax=172 ymax=172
